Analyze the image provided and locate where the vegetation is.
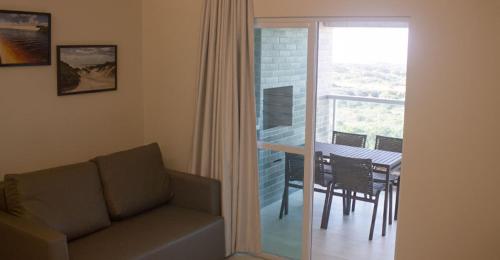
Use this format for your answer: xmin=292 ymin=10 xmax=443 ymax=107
xmin=59 ymin=61 xmax=80 ymax=90
xmin=328 ymin=63 xmax=406 ymax=148
xmin=89 ymin=62 xmax=117 ymax=77
xmin=328 ymin=63 xmax=406 ymax=100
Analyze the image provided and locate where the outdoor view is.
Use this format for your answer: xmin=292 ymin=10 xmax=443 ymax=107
xmin=317 ymin=24 xmax=409 ymax=148
xmin=254 ymin=22 xmax=409 ymax=260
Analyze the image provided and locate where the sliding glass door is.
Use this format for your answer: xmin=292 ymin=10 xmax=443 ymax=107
xmin=254 ymin=20 xmax=317 ymax=260
xmin=255 ymin=17 xmax=409 ymax=260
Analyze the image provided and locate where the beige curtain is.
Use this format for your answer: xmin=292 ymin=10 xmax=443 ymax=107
xmin=190 ymin=0 xmax=261 ymax=256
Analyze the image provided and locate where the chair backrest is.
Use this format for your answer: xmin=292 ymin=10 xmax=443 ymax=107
xmin=375 ymin=135 xmax=403 ymax=153
xmin=332 ymin=131 xmax=367 ymax=148
xmin=285 ymin=153 xmax=304 ymax=181
xmin=331 ymin=154 xmax=374 ymax=195
xmin=314 ymin=151 xmax=329 ymax=187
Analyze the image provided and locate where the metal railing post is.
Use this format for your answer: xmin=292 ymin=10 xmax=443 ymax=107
xmin=331 ymin=97 xmax=337 ymax=133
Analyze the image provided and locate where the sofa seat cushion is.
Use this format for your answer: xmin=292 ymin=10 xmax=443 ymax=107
xmin=94 ymin=143 xmax=173 ymax=220
xmin=68 ymin=205 xmax=225 ymax=260
xmin=4 ymin=162 xmax=110 ymax=240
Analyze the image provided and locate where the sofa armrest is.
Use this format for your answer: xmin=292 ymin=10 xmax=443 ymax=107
xmin=0 ymin=211 xmax=69 ymax=260
xmin=167 ymin=170 xmax=221 ymax=216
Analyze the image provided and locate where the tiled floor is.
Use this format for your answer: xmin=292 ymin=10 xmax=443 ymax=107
xmin=261 ymin=189 xmax=398 ymax=260
xmin=228 ymin=254 xmax=263 ymax=260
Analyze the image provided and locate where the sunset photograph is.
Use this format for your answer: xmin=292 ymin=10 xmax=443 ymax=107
xmin=0 ymin=10 xmax=50 ymax=66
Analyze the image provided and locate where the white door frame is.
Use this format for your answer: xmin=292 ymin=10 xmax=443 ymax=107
xmin=255 ymin=18 xmax=318 ymax=260
xmin=255 ymin=16 xmax=410 ymax=260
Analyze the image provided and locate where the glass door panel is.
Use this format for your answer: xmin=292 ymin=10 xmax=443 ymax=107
xmin=254 ymin=24 xmax=315 ymax=260
xmin=255 ymin=27 xmax=309 ymax=147
xmin=313 ymin=20 xmax=408 ymax=260
xmin=258 ymin=149 xmax=303 ymax=259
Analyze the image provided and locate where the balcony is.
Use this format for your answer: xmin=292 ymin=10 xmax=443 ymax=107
xmin=257 ymin=95 xmax=404 ymax=259
xmin=316 ymin=94 xmax=405 ymax=148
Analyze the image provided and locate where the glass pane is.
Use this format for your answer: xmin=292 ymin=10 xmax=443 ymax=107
xmin=313 ymin=22 xmax=408 ymax=260
xmin=334 ymin=100 xmax=405 ymax=148
xmin=258 ymin=148 xmax=303 ymax=259
xmin=255 ymin=28 xmax=308 ymax=147
xmin=315 ymin=23 xmax=408 ymax=146
xmin=317 ymin=25 xmax=408 ymax=101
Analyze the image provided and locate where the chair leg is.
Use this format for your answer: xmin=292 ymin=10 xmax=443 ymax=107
xmin=279 ymin=183 xmax=287 ymax=219
xmin=395 ymin=179 xmax=400 ymax=221
xmin=344 ymin=190 xmax=352 ymax=216
xmin=342 ymin=189 xmax=348 ymax=215
xmin=389 ymin=184 xmax=393 ymax=225
xmin=321 ymin=183 xmax=332 ymax=229
xmin=352 ymin=191 xmax=357 ymax=212
xmin=323 ymin=186 xmax=335 ymax=229
xmin=284 ymin=183 xmax=289 ymax=215
xmin=369 ymin=194 xmax=379 ymax=240
xmin=342 ymin=189 xmax=346 ymax=213
xmin=382 ymin=184 xmax=388 ymax=236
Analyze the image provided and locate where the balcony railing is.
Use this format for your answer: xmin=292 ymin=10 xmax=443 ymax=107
xmin=318 ymin=94 xmax=406 ymax=148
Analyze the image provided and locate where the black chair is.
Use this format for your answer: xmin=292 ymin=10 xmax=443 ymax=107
xmin=331 ymin=131 xmax=367 ymax=213
xmin=279 ymin=152 xmax=335 ymax=221
xmin=315 ymin=151 xmax=347 ymax=228
xmin=376 ymin=135 xmax=403 ymax=153
xmin=324 ymin=154 xmax=385 ymax=240
xmin=332 ymin=131 xmax=367 ymax=148
xmin=375 ymin=135 xmax=403 ymax=222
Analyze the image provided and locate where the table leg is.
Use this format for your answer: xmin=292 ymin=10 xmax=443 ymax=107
xmin=395 ymin=178 xmax=400 ymax=221
xmin=389 ymin=184 xmax=393 ymax=225
xmin=382 ymin=172 xmax=389 ymax=236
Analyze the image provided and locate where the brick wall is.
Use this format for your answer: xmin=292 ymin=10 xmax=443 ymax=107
xmin=255 ymin=28 xmax=308 ymax=208
xmin=255 ymin=27 xmax=334 ymax=208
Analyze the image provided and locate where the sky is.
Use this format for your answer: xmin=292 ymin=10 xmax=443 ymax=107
xmin=329 ymin=27 xmax=409 ymax=65
xmin=0 ymin=13 xmax=49 ymax=27
xmin=61 ymin=47 xmax=116 ymax=68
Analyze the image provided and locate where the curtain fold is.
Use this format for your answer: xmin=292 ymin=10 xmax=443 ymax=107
xmin=190 ymin=0 xmax=261 ymax=255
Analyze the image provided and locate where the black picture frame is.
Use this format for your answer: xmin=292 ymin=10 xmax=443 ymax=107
xmin=0 ymin=10 xmax=51 ymax=67
xmin=57 ymin=45 xmax=118 ymax=96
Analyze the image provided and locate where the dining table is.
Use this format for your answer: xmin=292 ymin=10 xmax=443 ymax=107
xmin=315 ymin=142 xmax=403 ymax=236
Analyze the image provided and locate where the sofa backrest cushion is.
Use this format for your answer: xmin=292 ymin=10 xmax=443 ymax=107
xmin=93 ymin=143 xmax=172 ymax=220
xmin=0 ymin=182 xmax=6 ymax=212
xmin=4 ymin=162 xmax=111 ymax=240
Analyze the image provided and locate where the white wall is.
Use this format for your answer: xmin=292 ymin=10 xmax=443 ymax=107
xmin=143 ymin=0 xmax=500 ymax=259
xmin=142 ymin=0 xmax=203 ymax=171
xmin=0 ymin=0 xmax=144 ymax=177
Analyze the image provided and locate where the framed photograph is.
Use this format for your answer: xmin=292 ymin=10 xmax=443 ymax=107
xmin=57 ymin=45 xmax=117 ymax=96
xmin=0 ymin=10 xmax=51 ymax=67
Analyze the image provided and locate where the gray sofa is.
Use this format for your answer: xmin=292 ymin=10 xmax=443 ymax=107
xmin=0 ymin=143 xmax=225 ymax=260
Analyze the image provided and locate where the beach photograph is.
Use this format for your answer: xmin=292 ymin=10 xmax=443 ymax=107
xmin=57 ymin=45 xmax=117 ymax=96
xmin=0 ymin=10 xmax=51 ymax=66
